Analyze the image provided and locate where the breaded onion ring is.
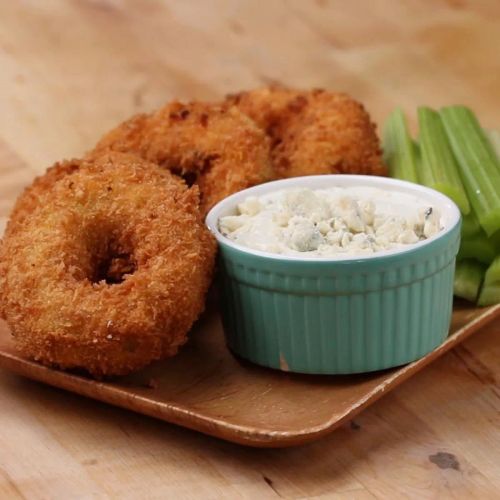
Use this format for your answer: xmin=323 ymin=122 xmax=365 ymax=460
xmin=226 ymin=87 xmax=387 ymax=178
xmin=0 ymin=152 xmax=215 ymax=377
xmin=92 ymin=102 xmax=273 ymax=215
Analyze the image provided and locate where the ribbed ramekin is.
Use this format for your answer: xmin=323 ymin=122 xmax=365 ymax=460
xmin=206 ymin=175 xmax=461 ymax=374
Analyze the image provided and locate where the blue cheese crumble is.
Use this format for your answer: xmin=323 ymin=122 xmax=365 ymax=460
xmin=218 ymin=187 xmax=443 ymax=257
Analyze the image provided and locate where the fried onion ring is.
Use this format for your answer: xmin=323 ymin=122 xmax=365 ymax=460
xmin=92 ymin=102 xmax=273 ymax=215
xmin=226 ymin=87 xmax=387 ymax=178
xmin=0 ymin=152 xmax=216 ymax=376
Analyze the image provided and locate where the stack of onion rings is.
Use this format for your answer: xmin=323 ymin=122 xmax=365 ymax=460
xmin=0 ymin=87 xmax=387 ymax=378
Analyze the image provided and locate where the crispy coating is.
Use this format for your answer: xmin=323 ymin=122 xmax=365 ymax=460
xmin=5 ymin=159 xmax=81 ymax=237
xmin=225 ymin=87 xmax=299 ymax=137
xmin=226 ymin=87 xmax=387 ymax=178
xmin=92 ymin=102 xmax=274 ymax=215
xmin=0 ymin=153 xmax=216 ymax=377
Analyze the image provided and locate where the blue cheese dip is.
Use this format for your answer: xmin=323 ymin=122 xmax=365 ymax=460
xmin=218 ymin=187 xmax=443 ymax=257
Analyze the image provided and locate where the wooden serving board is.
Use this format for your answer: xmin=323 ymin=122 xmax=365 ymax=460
xmin=0 ymin=301 xmax=498 ymax=448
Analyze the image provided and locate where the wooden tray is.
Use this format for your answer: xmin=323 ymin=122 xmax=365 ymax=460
xmin=0 ymin=302 xmax=498 ymax=447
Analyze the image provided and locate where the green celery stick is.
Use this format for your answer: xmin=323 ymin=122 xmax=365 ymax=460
xmin=478 ymin=285 xmax=500 ymax=306
xmin=454 ymin=260 xmax=486 ymax=303
xmin=478 ymin=256 xmax=500 ymax=306
xmin=490 ymin=229 xmax=500 ymax=252
xmin=418 ymin=107 xmax=470 ymax=214
xmin=383 ymin=108 xmax=419 ymax=183
xmin=461 ymin=213 xmax=481 ymax=239
xmin=487 ymin=129 xmax=500 ymax=159
xmin=456 ymin=126 xmax=499 ymax=245
xmin=440 ymin=106 xmax=500 ymax=236
xmin=457 ymin=229 xmax=497 ymax=264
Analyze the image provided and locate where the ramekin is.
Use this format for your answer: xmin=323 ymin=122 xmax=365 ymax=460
xmin=206 ymin=175 xmax=461 ymax=374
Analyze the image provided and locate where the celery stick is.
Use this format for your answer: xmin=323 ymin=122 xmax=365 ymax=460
xmin=490 ymin=229 xmax=500 ymax=252
xmin=478 ymin=285 xmax=500 ymax=306
xmin=461 ymin=213 xmax=481 ymax=239
xmin=383 ymin=108 xmax=419 ymax=183
xmin=478 ymin=256 xmax=500 ymax=306
xmin=440 ymin=106 xmax=500 ymax=236
xmin=454 ymin=260 xmax=486 ymax=303
xmin=487 ymin=129 xmax=500 ymax=159
xmin=457 ymin=229 xmax=497 ymax=264
xmin=418 ymin=107 xmax=470 ymax=214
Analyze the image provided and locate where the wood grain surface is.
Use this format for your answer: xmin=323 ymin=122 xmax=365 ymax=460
xmin=0 ymin=1 xmax=499 ymax=498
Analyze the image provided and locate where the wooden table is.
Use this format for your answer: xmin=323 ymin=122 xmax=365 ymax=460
xmin=0 ymin=1 xmax=499 ymax=498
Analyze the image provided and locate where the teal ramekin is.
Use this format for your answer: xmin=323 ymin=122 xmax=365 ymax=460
xmin=206 ymin=175 xmax=461 ymax=374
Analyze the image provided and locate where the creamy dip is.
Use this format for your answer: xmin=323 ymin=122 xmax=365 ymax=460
xmin=218 ymin=187 xmax=443 ymax=257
